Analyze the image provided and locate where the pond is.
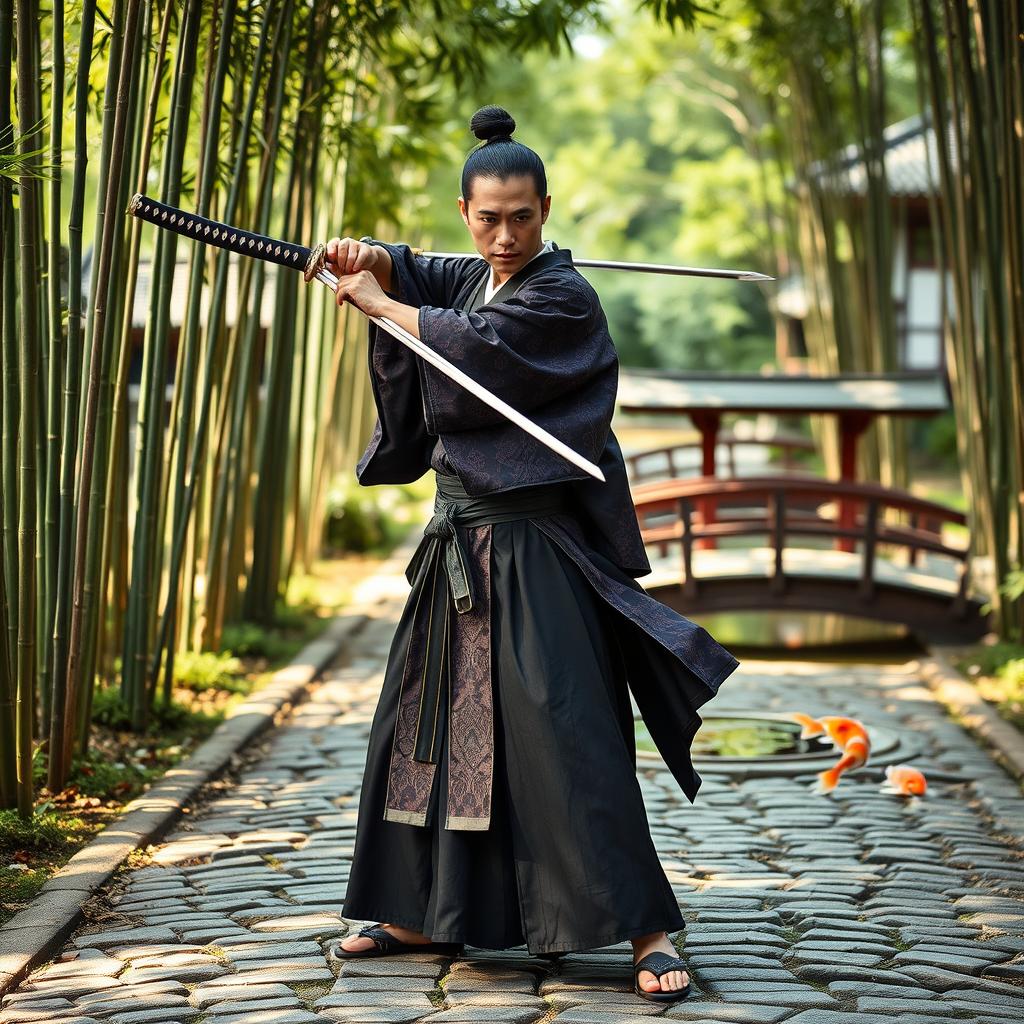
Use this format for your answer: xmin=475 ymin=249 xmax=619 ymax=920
xmin=697 ymin=609 xmax=910 ymax=649
xmin=633 ymin=710 xmax=925 ymax=780
xmin=635 ymin=714 xmax=836 ymax=759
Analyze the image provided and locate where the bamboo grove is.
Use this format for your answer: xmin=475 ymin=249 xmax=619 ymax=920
xmin=1 ymin=0 xmax=657 ymax=815
xmin=710 ymin=0 xmax=1023 ymax=635
xmin=909 ymin=0 xmax=1024 ymax=640
xmin=805 ymin=0 xmax=1024 ymax=638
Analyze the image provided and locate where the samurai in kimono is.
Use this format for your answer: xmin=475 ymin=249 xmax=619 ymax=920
xmin=325 ymin=105 xmax=738 ymax=1003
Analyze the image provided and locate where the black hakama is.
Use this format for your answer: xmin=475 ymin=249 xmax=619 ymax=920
xmin=341 ymin=501 xmax=685 ymax=954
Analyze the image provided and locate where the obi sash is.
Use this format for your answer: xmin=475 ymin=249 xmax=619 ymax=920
xmin=384 ymin=471 xmax=570 ymax=830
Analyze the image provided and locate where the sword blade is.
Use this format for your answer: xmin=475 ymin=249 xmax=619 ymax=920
xmin=126 ymin=193 xmax=605 ymax=482
xmin=415 ymin=249 xmax=774 ymax=282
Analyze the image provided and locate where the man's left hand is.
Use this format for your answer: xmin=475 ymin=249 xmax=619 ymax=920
xmin=334 ymin=270 xmax=389 ymax=317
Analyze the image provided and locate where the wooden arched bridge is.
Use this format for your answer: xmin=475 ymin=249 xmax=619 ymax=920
xmin=632 ymin=475 xmax=989 ymax=642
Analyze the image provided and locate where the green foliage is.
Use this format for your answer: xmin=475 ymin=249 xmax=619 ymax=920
xmin=999 ymin=570 xmax=1024 ymax=607
xmin=0 ymin=121 xmax=58 ymax=182
xmin=956 ymin=641 xmax=1024 ymax=731
xmin=0 ymin=808 xmax=85 ymax=851
xmin=271 ymin=600 xmax=320 ymax=635
xmin=325 ymin=486 xmax=388 ymax=553
xmin=641 ymin=0 xmax=720 ymax=31
xmin=604 ymin=274 xmax=773 ymax=370
xmin=65 ymin=753 xmax=156 ymax=800
xmin=0 ymin=867 xmax=49 ymax=911
xmin=0 ymin=812 xmax=97 ymax=925
xmin=999 ymin=658 xmax=1024 ymax=692
xmin=323 ymin=475 xmax=427 ymax=554
xmin=172 ymin=650 xmax=247 ymax=694
xmin=957 ymin=643 xmax=1024 ymax=680
xmin=913 ymin=410 xmax=959 ymax=465
xmin=89 ymin=684 xmax=226 ymax=745
xmin=148 ymin=700 xmax=225 ymax=737
xmin=90 ymin=685 xmax=134 ymax=731
xmin=220 ymin=622 xmax=295 ymax=662
xmin=980 ymin=571 xmax=1024 ymax=634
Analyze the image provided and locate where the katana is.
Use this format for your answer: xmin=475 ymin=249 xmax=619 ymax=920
xmin=414 ymin=250 xmax=774 ymax=282
xmin=126 ymin=193 xmax=605 ymax=482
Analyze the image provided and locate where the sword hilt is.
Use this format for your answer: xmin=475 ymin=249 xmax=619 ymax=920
xmin=127 ymin=193 xmax=324 ymax=281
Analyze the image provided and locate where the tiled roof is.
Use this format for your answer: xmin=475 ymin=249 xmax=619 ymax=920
xmin=618 ymin=369 xmax=950 ymax=414
xmin=807 ymin=113 xmax=960 ymax=197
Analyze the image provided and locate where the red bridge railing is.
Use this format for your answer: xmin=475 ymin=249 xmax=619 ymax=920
xmin=632 ymin=475 xmax=972 ymax=615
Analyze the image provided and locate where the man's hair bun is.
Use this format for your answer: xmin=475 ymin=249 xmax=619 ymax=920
xmin=460 ymin=105 xmax=545 ymax=201
xmin=470 ymin=105 xmax=516 ymax=144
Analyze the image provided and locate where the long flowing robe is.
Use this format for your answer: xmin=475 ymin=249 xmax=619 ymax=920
xmin=341 ymin=240 xmax=739 ymax=954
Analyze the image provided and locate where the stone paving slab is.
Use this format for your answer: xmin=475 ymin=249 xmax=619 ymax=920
xmin=2 ymin=551 xmax=1024 ymax=1023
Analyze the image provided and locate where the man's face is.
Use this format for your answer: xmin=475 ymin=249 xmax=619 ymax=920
xmin=458 ymin=174 xmax=551 ymax=279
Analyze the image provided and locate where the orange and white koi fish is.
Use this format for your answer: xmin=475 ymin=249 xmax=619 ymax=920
xmin=788 ymin=712 xmax=871 ymax=794
xmin=879 ymin=763 xmax=927 ymax=796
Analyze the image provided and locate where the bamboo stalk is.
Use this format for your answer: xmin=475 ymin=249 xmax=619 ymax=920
xmin=15 ymin=0 xmax=43 ymax=818
xmin=205 ymin=1 xmax=294 ymax=645
xmin=121 ymin=0 xmax=201 ymax=730
xmin=64 ymin=0 xmax=145 ymax=764
xmin=154 ymin=0 xmax=237 ymax=703
xmin=0 ymin=0 xmax=18 ymax=807
xmin=48 ymin=0 xmax=97 ymax=788
xmin=77 ymin=10 xmax=148 ymax=753
xmin=98 ymin=0 xmax=172 ymax=691
xmin=245 ymin=3 xmax=318 ymax=624
xmin=40 ymin=0 xmax=65 ymax=734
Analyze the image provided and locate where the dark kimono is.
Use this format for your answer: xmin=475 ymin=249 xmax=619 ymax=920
xmin=341 ymin=241 xmax=738 ymax=955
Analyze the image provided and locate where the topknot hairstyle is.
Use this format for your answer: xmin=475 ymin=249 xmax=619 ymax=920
xmin=460 ymin=104 xmax=547 ymax=203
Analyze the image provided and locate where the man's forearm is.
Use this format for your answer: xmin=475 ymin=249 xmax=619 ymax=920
xmin=372 ymin=244 xmax=394 ymax=294
xmin=378 ymin=297 xmax=421 ymax=340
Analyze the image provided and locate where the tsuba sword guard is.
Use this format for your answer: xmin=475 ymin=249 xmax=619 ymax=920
xmin=304 ymin=242 xmax=327 ymax=284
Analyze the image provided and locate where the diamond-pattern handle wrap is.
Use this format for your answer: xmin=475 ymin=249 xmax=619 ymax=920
xmin=127 ymin=193 xmax=325 ymax=282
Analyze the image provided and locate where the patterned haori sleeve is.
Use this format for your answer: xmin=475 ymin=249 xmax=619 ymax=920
xmin=355 ymin=243 xmax=483 ymax=485
xmin=382 ymin=244 xmax=483 ymax=308
xmin=415 ymin=273 xmax=614 ymax=435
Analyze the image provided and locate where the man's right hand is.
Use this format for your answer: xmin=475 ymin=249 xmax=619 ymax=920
xmin=326 ymin=236 xmax=393 ymax=292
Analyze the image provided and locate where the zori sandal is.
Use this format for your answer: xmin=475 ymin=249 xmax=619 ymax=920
xmin=329 ymin=924 xmax=463 ymax=961
xmin=633 ymin=950 xmax=693 ymax=1002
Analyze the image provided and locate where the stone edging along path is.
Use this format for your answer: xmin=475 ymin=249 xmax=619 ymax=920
xmin=919 ymin=649 xmax=1024 ymax=787
xmin=0 ymin=611 xmax=372 ymax=995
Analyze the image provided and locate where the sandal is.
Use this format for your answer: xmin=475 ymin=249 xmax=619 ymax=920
xmin=633 ymin=950 xmax=692 ymax=1002
xmin=329 ymin=924 xmax=463 ymax=961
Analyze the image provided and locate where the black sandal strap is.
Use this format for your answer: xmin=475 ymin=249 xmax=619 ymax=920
xmin=634 ymin=950 xmax=688 ymax=978
xmin=357 ymin=925 xmax=395 ymax=952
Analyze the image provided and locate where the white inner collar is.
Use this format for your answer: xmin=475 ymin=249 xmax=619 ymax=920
xmin=484 ymin=240 xmax=553 ymax=303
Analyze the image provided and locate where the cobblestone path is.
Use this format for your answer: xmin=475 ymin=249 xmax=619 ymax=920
xmin=4 ymin=559 xmax=1024 ymax=1024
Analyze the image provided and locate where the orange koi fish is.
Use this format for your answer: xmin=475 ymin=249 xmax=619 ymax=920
xmin=879 ymin=763 xmax=927 ymax=796
xmin=788 ymin=712 xmax=871 ymax=794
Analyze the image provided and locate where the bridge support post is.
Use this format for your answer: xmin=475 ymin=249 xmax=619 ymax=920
xmin=691 ymin=410 xmax=721 ymax=550
xmin=838 ymin=411 xmax=872 ymax=553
